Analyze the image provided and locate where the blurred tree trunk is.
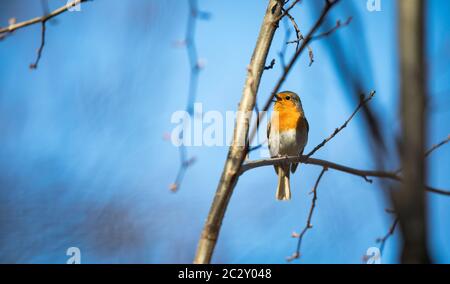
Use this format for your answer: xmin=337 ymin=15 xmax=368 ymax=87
xmin=395 ymin=0 xmax=431 ymax=264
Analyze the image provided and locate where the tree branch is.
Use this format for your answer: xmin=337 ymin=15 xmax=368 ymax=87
xmin=425 ymin=135 xmax=450 ymax=157
xmin=287 ymin=167 xmax=327 ymax=262
xmin=310 ymin=16 xmax=352 ymax=41
xmin=277 ymin=0 xmax=302 ymax=21
xmin=306 ymin=90 xmax=376 ymax=158
xmin=0 ymin=0 xmax=89 ymax=35
xmin=377 ymin=215 xmax=399 ymax=254
xmin=193 ymin=0 xmax=285 ymax=264
xmin=0 ymin=0 xmax=91 ymax=69
xmin=29 ymin=22 xmax=46 ymax=69
xmin=240 ymin=155 xmax=450 ymax=196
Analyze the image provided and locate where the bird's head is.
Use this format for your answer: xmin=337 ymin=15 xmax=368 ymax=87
xmin=272 ymin=91 xmax=303 ymax=110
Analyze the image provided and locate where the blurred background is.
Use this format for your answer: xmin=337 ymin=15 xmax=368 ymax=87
xmin=0 ymin=0 xmax=449 ymax=264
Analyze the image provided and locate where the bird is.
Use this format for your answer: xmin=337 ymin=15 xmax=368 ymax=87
xmin=267 ymin=91 xmax=309 ymax=201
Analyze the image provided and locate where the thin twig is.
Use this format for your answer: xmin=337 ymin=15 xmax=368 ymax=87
xmin=287 ymin=167 xmax=327 ymax=262
xmin=277 ymin=0 xmax=302 ymax=21
xmin=29 ymin=22 xmax=46 ymax=69
xmin=310 ymin=17 xmax=352 ymax=41
xmin=377 ymin=217 xmax=399 ymax=254
xmin=425 ymin=135 xmax=450 ymax=157
xmin=305 ymin=90 xmax=376 ymax=158
xmin=0 ymin=0 xmax=91 ymax=69
xmin=284 ymin=11 xmax=303 ymax=51
xmin=0 ymin=0 xmax=89 ymax=35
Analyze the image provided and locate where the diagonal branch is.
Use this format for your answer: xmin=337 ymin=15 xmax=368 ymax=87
xmin=193 ymin=0 xmax=285 ymax=264
xmin=306 ymin=90 xmax=376 ymax=158
xmin=425 ymin=135 xmax=450 ymax=157
xmin=310 ymin=16 xmax=352 ymax=41
xmin=377 ymin=215 xmax=399 ymax=254
xmin=277 ymin=0 xmax=302 ymax=21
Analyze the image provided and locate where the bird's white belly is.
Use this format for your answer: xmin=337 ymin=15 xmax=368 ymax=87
xmin=269 ymin=129 xmax=299 ymax=157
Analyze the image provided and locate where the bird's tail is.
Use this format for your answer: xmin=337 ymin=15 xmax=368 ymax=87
xmin=276 ymin=166 xmax=291 ymax=201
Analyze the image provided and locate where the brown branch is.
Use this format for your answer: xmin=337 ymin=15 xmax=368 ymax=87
xmin=305 ymin=90 xmax=376 ymax=158
xmin=284 ymin=12 xmax=303 ymax=50
xmin=287 ymin=167 xmax=327 ymax=262
xmin=310 ymin=16 xmax=352 ymax=41
xmin=240 ymin=155 xmax=450 ymax=196
xmin=377 ymin=217 xmax=399 ymax=254
xmin=425 ymin=134 xmax=450 ymax=157
xmin=29 ymin=22 xmax=46 ymax=69
xmin=0 ymin=0 xmax=91 ymax=69
xmin=285 ymin=15 xmax=352 ymax=67
xmin=193 ymin=0 xmax=285 ymax=264
xmin=0 ymin=0 xmax=89 ymax=35
xmin=283 ymin=11 xmax=315 ymax=66
xmin=277 ymin=0 xmax=302 ymax=21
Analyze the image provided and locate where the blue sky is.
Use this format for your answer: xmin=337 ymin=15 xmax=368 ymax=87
xmin=0 ymin=0 xmax=449 ymax=264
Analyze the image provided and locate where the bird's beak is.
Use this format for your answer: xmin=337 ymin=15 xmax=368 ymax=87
xmin=271 ymin=94 xmax=281 ymax=103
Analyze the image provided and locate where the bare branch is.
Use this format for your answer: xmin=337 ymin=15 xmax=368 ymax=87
xmin=310 ymin=17 xmax=352 ymax=41
xmin=425 ymin=134 xmax=450 ymax=157
xmin=0 ymin=0 xmax=91 ymax=69
xmin=277 ymin=0 xmax=302 ymax=21
xmin=0 ymin=0 xmax=89 ymax=35
xmin=287 ymin=167 xmax=327 ymax=262
xmin=377 ymin=217 xmax=399 ymax=254
xmin=284 ymin=12 xmax=303 ymax=50
xmin=306 ymin=90 xmax=376 ymax=158
xmin=283 ymin=10 xmax=315 ymax=66
xmin=194 ymin=0 xmax=285 ymax=264
xmin=29 ymin=22 xmax=46 ymax=69
xmin=240 ymin=155 xmax=450 ymax=196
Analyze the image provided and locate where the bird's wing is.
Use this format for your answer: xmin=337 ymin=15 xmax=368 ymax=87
xmin=267 ymin=119 xmax=278 ymax=174
xmin=292 ymin=117 xmax=309 ymax=174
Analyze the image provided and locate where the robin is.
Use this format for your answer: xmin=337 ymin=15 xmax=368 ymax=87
xmin=267 ymin=91 xmax=309 ymax=201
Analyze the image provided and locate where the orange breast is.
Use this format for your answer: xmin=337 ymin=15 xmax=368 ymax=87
xmin=271 ymin=106 xmax=304 ymax=132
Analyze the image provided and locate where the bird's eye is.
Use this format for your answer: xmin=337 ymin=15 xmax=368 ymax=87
xmin=285 ymin=96 xmax=291 ymax=101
